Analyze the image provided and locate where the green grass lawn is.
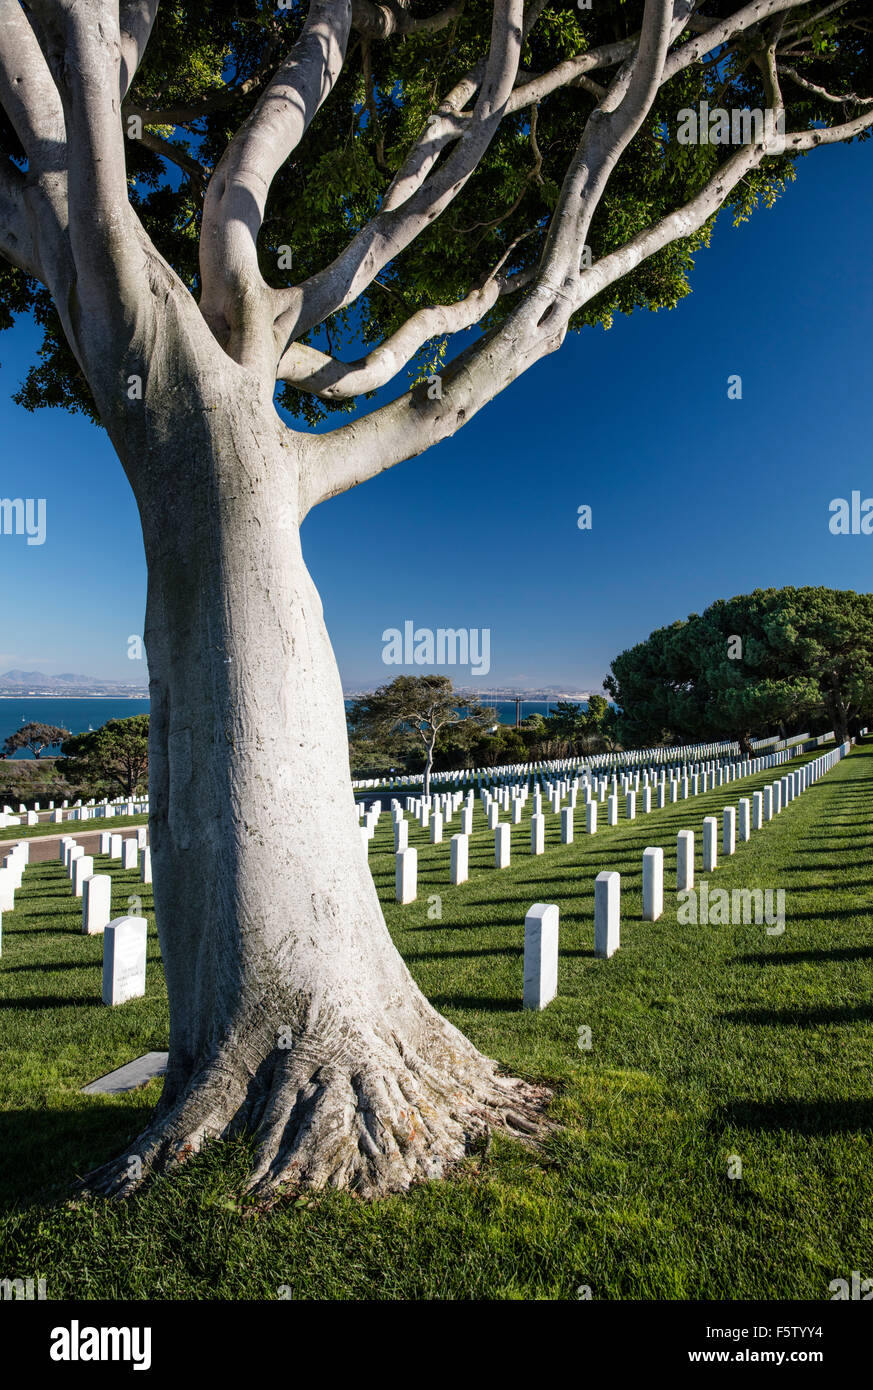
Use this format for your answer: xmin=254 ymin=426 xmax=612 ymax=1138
xmin=1 ymin=744 xmax=871 ymax=1300
xmin=1 ymin=812 xmax=150 ymax=844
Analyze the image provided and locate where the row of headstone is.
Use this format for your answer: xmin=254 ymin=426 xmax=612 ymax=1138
xmin=0 ymin=830 xmax=150 ymax=1000
xmin=0 ymin=840 xmax=29 ymax=954
xmin=520 ymin=738 xmax=854 ymax=1010
xmin=0 ymin=798 xmax=149 ymax=829
xmin=380 ymin=737 xmax=839 ymax=898
xmin=351 ymin=728 xmax=844 ymax=797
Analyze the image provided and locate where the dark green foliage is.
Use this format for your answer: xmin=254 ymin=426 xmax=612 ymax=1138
xmin=606 ymin=586 xmax=873 ymax=746
xmin=3 ymin=3 xmax=869 ymax=420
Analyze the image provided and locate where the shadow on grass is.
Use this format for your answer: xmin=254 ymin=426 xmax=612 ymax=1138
xmin=0 ymin=994 xmax=102 ymax=1009
xmin=734 ymin=946 xmax=873 ymax=965
xmin=429 ymin=994 xmax=519 ymax=1013
xmin=720 ymin=1004 xmax=873 ymax=1026
xmin=0 ymin=1103 xmax=153 ymax=1211
xmin=719 ymin=1098 xmax=873 ymax=1134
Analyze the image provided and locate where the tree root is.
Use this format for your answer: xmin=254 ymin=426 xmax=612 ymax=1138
xmin=81 ymin=1022 xmax=551 ymax=1201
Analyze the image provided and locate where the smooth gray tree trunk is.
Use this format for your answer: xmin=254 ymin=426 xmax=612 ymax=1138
xmin=84 ymin=303 xmax=543 ymax=1199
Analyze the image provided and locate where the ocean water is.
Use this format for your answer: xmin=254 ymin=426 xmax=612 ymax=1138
xmin=0 ymin=695 xmax=576 ymax=759
xmin=343 ymin=698 xmax=568 ymax=725
xmin=0 ymin=698 xmax=150 ymax=758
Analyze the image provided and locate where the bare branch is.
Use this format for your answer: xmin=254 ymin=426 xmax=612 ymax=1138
xmin=662 ymin=0 xmax=819 ymax=82
xmin=275 ymin=1 xmax=526 ymax=350
xmin=351 ymin=0 xmax=465 ymax=37
xmin=300 ymin=99 xmax=873 ymax=518
xmin=199 ymin=0 xmax=353 ymax=375
xmin=0 ymin=0 xmax=66 ymax=172
xmin=27 ymin=0 xmax=147 ymax=322
xmin=277 ymin=278 xmax=501 ymax=398
xmin=119 ymin=0 xmax=160 ymax=100
xmin=523 ymin=0 xmax=681 ymax=313
xmin=137 ymin=128 xmax=209 ymax=196
xmin=778 ymin=64 xmax=873 ymax=104
xmin=0 ymin=156 xmax=41 ymax=277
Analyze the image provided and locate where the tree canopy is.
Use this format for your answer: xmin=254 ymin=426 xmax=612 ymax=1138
xmin=61 ymin=715 xmax=151 ymax=796
xmin=1 ymin=722 xmax=70 ymax=759
xmin=605 ymin=586 xmax=873 ymax=747
xmin=2 ymin=1 xmax=871 ymax=448
xmin=348 ymin=674 xmax=492 ymax=790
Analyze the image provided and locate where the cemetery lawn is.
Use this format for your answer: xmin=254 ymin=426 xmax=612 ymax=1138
xmin=1 ymin=744 xmax=872 ymax=1300
xmin=0 ymin=813 xmax=149 ymax=844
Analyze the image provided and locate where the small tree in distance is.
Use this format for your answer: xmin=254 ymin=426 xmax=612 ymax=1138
xmin=1 ymin=723 xmax=70 ymax=760
xmin=348 ymin=676 xmax=494 ymax=796
xmin=61 ymin=716 xmax=150 ymax=798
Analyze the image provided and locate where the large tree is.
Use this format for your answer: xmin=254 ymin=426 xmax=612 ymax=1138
xmin=1 ymin=1 xmax=870 ymax=1199
xmin=605 ymin=587 xmax=873 ymax=748
xmin=61 ymin=714 xmax=151 ymax=796
xmin=1 ymin=721 xmax=69 ymax=758
xmin=348 ymin=675 xmax=492 ymax=794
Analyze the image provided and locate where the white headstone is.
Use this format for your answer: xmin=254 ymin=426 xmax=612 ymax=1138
xmin=395 ymin=847 xmax=417 ymax=904
xmin=723 ymin=806 xmax=736 ymax=856
xmin=738 ymin=798 xmax=751 ymax=842
xmin=0 ymin=869 xmax=14 ymax=913
xmin=522 ymin=903 xmax=559 ymax=1010
xmin=677 ymin=829 xmax=694 ymax=891
xmin=561 ymin=807 xmax=574 ymax=844
xmin=703 ymin=816 xmax=718 ymax=872
xmin=642 ymin=847 xmax=663 ymax=922
xmin=594 ymin=871 xmax=620 ymax=958
xmin=450 ymin=833 xmax=469 ymax=885
xmin=102 ymin=916 xmax=148 ymax=1005
xmin=531 ymin=813 xmax=545 ymax=856
xmin=73 ymin=854 xmax=94 ymax=898
xmin=495 ymin=823 xmax=511 ymax=869
xmin=82 ymin=874 xmax=112 ymax=934
xmin=122 ymin=838 xmax=139 ymax=871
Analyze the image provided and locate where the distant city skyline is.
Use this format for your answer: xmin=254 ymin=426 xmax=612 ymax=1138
xmin=1 ymin=143 xmax=871 ymax=687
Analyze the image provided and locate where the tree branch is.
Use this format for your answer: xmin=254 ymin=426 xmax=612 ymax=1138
xmin=351 ymin=0 xmax=465 ymax=38
xmin=199 ymin=0 xmax=353 ymax=375
xmin=137 ymin=128 xmax=209 ymax=197
xmin=119 ymin=0 xmax=161 ymax=100
xmin=26 ymin=0 xmax=150 ymax=334
xmin=778 ymin=64 xmax=873 ymax=105
xmin=299 ymin=99 xmax=873 ymax=519
xmin=274 ymin=0 xmax=525 ymax=350
xmin=278 ymin=274 xmax=501 ymax=397
xmin=0 ymin=0 xmax=66 ymax=173
xmin=0 ymin=155 xmax=41 ymax=277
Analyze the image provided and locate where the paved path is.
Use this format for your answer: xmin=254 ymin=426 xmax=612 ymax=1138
xmin=3 ymin=827 xmax=148 ymax=864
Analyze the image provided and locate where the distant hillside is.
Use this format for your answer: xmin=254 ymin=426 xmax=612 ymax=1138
xmin=0 ymin=670 xmax=147 ymax=693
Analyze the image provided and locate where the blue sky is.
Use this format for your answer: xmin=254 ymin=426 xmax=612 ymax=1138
xmin=0 ymin=139 xmax=871 ymax=692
